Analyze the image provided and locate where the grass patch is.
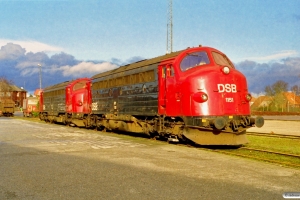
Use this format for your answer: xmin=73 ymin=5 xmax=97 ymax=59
xmin=219 ymin=148 xmax=300 ymax=169
xmin=245 ymin=135 xmax=300 ymax=155
xmin=213 ymin=135 xmax=300 ymax=169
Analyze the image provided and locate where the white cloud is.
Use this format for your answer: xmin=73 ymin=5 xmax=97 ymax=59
xmin=0 ymin=39 xmax=63 ymax=53
xmin=55 ymin=61 xmax=118 ymax=77
xmin=243 ymin=50 xmax=299 ymax=62
xmin=20 ymin=67 xmax=39 ymax=76
xmin=16 ymin=61 xmax=41 ymax=69
xmin=0 ymin=42 xmax=26 ymax=60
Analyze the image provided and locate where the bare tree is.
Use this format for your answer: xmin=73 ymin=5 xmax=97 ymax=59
xmin=291 ymin=85 xmax=299 ymax=95
xmin=265 ymin=81 xmax=288 ymax=96
xmin=264 ymin=80 xmax=288 ymax=111
xmin=0 ymin=76 xmax=14 ymax=99
xmin=265 ymin=85 xmax=274 ymax=96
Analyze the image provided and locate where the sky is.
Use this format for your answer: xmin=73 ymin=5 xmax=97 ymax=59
xmin=0 ymin=0 xmax=300 ymax=95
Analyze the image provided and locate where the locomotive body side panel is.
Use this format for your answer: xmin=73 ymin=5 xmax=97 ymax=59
xmin=92 ymin=63 xmax=160 ymax=116
xmin=43 ymin=88 xmax=66 ymax=116
xmin=91 ymin=50 xmax=183 ymax=117
xmin=41 ymin=81 xmax=71 ymax=117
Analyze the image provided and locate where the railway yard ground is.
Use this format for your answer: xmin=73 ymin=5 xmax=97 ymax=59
xmin=0 ymin=113 xmax=299 ymax=199
xmin=249 ymin=115 xmax=300 ymax=136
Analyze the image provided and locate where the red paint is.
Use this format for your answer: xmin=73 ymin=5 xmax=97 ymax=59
xmin=66 ymin=78 xmax=92 ymax=114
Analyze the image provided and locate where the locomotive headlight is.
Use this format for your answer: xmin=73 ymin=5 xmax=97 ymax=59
xmin=245 ymin=93 xmax=252 ymax=101
xmin=201 ymin=93 xmax=208 ymax=101
xmin=193 ymin=92 xmax=208 ymax=103
xmin=222 ymin=66 xmax=230 ymax=74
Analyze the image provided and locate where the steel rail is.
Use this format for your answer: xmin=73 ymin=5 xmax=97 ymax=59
xmin=212 ymin=149 xmax=300 ymax=168
xmin=247 ymin=132 xmax=300 ymax=140
xmin=240 ymin=147 xmax=300 ymax=158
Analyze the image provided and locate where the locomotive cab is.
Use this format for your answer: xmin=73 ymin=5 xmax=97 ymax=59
xmin=67 ymin=79 xmax=92 ymax=114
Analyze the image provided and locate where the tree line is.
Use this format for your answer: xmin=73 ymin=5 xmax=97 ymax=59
xmin=263 ymin=80 xmax=300 ymax=112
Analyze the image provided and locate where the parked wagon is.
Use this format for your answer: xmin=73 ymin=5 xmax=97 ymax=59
xmin=0 ymin=99 xmax=15 ymax=117
xmin=23 ymin=97 xmax=39 ymax=117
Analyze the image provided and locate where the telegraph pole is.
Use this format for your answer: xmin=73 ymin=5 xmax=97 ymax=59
xmin=166 ymin=0 xmax=173 ymax=54
xmin=38 ymin=63 xmax=42 ymax=90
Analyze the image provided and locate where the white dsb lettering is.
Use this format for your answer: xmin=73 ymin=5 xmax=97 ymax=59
xmin=218 ymin=84 xmax=237 ymax=93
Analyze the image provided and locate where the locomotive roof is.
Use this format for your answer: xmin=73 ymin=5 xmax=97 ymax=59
xmin=43 ymin=80 xmax=72 ymax=92
xmin=92 ymin=49 xmax=184 ymax=79
xmin=43 ymin=77 xmax=90 ymax=92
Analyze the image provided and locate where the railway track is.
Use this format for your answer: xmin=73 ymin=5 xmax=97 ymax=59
xmin=212 ymin=147 xmax=300 ymax=168
xmin=15 ymin=117 xmax=300 ymax=168
xmin=240 ymin=147 xmax=300 ymax=158
xmin=247 ymin=132 xmax=300 ymax=140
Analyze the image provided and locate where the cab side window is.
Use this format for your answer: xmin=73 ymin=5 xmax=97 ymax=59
xmin=166 ymin=66 xmax=175 ymax=77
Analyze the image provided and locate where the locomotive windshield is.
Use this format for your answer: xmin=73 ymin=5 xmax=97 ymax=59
xmin=180 ymin=51 xmax=210 ymax=71
xmin=73 ymin=81 xmax=86 ymax=91
xmin=212 ymin=52 xmax=234 ymax=68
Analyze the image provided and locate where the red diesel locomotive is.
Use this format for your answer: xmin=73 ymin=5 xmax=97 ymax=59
xmin=39 ymin=78 xmax=92 ymax=126
xmin=39 ymin=46 xmax=264 ymax=145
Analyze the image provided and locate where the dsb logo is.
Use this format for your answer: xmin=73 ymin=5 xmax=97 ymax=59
xmin=218 ymin=84 xmax=237 ymax=93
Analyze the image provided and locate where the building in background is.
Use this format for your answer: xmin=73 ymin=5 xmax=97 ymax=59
xmin=251 ymin=93 xmax=300 ymax=113
xmin=0 ymin=84 xmax=27 ymax=108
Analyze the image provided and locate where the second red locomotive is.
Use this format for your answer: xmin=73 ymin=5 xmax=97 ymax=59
xmin=39 ymin=78 xmax=92 ymax=126
xmin=39 ymin=46 xmax=264 ymax=145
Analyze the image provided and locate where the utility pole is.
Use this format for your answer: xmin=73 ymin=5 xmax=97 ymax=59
xmin=38 ymin=64 xmax=42 ymax=90
xmin=166 ymin=0 xmax=173 ymax=54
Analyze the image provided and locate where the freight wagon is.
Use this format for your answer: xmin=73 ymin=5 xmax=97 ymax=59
xmin=23 ymin=97 xmax=39 ymax=117
xmin=0 ymin=99 xmax=14 ymax=117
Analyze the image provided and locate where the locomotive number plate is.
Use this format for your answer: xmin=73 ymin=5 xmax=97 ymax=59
xmin=226 ymin=98 xmax=234 ymax=102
